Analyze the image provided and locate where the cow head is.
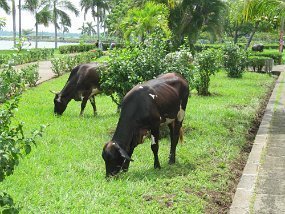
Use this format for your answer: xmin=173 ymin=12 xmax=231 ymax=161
xmin=51 ymin=92 xmax=67 ymax=115
xmin=102 ymin=141 xmax=133 ymax=177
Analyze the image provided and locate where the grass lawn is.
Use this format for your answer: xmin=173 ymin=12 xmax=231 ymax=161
xmin=0 ymin=71 xmax=276 ymax=213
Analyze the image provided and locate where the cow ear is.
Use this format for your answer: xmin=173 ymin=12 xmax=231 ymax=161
xmin=114 ymin=143 xmax=134 ymax=161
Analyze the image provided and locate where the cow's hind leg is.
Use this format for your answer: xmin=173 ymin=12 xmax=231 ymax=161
xmin=151 ymin=127 xmax=161 ymax=169
xmin=168 ymin=120 xmax=182 ymax=164
xmin=89 ymin=95 xmax=97 ymax=116
xmin=80 ymin=97 xmax=89 ymax=116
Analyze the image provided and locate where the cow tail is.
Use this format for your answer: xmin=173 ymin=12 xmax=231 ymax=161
xmin=179 ymin=127 xmax=184 ymax=144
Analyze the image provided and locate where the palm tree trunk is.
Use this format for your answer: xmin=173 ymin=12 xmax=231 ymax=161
xmin=35 ymin=22 xmax=38 ymax=48
xmin=96 ymin=6 xmax=100 ymax=41
xmin=53 ymin=1 xmax=58 ymax=48
xmin=279 ymin=17 xmax=284 ymax=53
xmin=12 ymin=0 xmax=16 ymax=47
xmin=245 ymin=22 xmax=259 ymax=50
xmin=18 ymin=0 xmax=21 ymax=39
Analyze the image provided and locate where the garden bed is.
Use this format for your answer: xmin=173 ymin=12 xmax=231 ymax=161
xmin=0 ymin=71 xmax=276 ymax=213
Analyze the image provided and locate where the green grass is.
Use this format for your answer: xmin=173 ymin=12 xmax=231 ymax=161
xmin=0 ymin=71 xmax=276 ymax=213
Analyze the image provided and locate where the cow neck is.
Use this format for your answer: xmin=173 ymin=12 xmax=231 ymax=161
xmin=112 ymin=116 xmax=137 ymax=153
xmin=60 ymin=79 xmax=77 ymax=102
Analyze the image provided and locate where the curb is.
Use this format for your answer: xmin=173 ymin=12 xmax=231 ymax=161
xmin=229 ymin=71 xmax=284 ymax=214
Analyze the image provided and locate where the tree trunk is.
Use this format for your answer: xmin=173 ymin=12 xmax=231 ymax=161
xmin=35 ymin=22 xmax=38 ymax=48
xmin=54 ymin=2 xmax=58 ymax=49
xmin=234 ymin=29 xmax=238 ymax=44
xmin=18 ymin=0 xmax=21 ymax=39
xmin=96 ymin=6 xmax=100 ymax=42
xmin=279 ymin=17 xmax=284 ymax=53
xmin=12 ymin=0 xmax=16 ymax=47
xmin=245 ymin=22 xmax=259 ymax=50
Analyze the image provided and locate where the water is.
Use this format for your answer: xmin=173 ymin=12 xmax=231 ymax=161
xmin=0 ymin=40 xmax=78 ymax=50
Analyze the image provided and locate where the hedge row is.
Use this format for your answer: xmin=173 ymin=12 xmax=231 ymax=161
xmin=250 ymin=51 xmax=282 ymax=65
xmin=247 ymin=56 xmax=273 ymax=72
xmin=0 ymin=48 xmax=54 ymax=67
xmin=59 ymin=43 xmax=125 ymax=54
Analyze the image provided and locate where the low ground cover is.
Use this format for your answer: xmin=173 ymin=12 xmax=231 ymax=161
xmin=0 ymin=71 xmax=275 ymax=213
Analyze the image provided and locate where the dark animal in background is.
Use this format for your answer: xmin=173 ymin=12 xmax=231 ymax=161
xmin=51 ymin=63 xmax=101 ymax=116
xmin=252 ymin=44 xmax=264 ymax=52
xmin=102 ymin=73 xmax=189 ymax=177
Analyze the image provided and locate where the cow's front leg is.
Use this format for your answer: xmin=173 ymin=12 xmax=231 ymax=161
xmin=89 ymin=96 xmax=97 ymax=116
xmin=168 ymin=120 xmax=182 ymax=164
xmin=151 ymin=128 xmax=161 ymax=169
xmin=80 ymin=97 xmax=89 ymax=116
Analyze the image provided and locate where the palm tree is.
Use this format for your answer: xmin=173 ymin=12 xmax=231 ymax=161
xmin=51 ymin=0 xmax=79 ymax=48
xmin=0 ymin=0 xmax=10 ymax=13
xmin=121 ymin=1 xmax=170 ymax=42
xmin=24 ymin=0 xmax=51 ymax=48
xmin=80 ymin=0 xmax=108 ymax=42
xmin=12 ymin=0 xmax=16 ymax=47
xmin=59 ymin=17 xmax=70 ymax=40
xmin=19 ymin=0 xmax=22 ymax=38
xmin=0 ymin=17 xmax=6 ymax=30
xmin=242 ymin=0 xmax=285 ymax=49
xmin=85 ymin=21 xmax=96 ymax=37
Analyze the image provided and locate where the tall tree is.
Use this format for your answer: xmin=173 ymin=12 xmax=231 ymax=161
xmin=120 ymin=1 xmax=170 ymax=42
xmin=51 ymin=0 xmax=79 ymax=48
xmin=19 ymin=0 xmax=21 ymax=38
xmin=0 ymin=0 xmax=10 ymax=13
xmin=80 ymin=0 xmax=108 ymax=42
xmin=24 ymin=0 xmax=51 ymax=48
xmin=12 ymin=0 xmax=16 ymax=47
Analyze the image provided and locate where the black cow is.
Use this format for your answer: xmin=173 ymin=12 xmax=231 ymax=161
xmin=51 ymin=63 xmax=101 ymax=116
xmin=252 ymin=44 xmax=264 ymax=52
xmin=102 ymin=73 xmax=189 ymax=177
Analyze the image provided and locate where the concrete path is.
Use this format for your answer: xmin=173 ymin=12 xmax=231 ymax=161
xmin=15 ymin=61 xmax=55 ymax=84
xmin=230 ymin=65 xmax=285 ymax=214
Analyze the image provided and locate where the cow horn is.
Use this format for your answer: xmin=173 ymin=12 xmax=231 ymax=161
xmin=49 ymin=90 xmax=59 ymax=95
xmin=114 ymin=143 xmax=134 ymax=161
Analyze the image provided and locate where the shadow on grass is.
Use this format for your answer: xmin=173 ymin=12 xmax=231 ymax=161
xmin=119 ymin=161 xmax=197 ymax=182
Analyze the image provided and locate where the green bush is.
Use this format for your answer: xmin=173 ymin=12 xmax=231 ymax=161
xmin=59 ymin=44 xmax=97 ymax=54
xmin=20 ymin=63 xmax=40 ymax=87
xmin=0 ymin=48 xmax=54 ymax=67
xmin=164 ymin=47 xmax=194 ymax=87
xmin=0 ymin=97 xmax=45 ymax=212
xmin=195 ymin=44 xmax=224 ymax=52
xmin=51 ymin=51 xmax=103 ymax=77
xmin=100 ymin=34 xmax=168 ymax=106
xmin=193 ymin=48 xmax=222 ymax=95
xmin=247 ymin=56 xmax=272 ymax=72
xmin=0 ymin=67 xmax=25 ymax=103
xmin=250 ymin=50 xmax=282 ymax=65
xmin=223 ymin=43 xmax=248 ymax=78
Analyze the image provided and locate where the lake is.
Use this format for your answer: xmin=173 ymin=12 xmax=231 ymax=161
xmin=0 ymin=40 xmax=78 ymax=50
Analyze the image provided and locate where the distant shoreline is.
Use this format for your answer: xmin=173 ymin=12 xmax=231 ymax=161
xmin=0 ymin=37 xmax=82 ymax=43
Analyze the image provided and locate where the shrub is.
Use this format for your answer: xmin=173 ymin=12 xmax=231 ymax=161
xmin=250 ymin=51 xmax=282 ymax=65
xmin=164 ymin=47 xmax=194 ymax=87
xmin=223 ymin=43 xmax=248 ymax=78
xmin=20 ymin=63 xmax=40 ymax=87
xmin=193 ymin=48 xmax=222 ymax=95
xmin=0 ymin=67 xmax=25 ymax=103
xmin=247 ymin=56 xmax=272 ymax=73
xmin=51 ymin=51 xmax=103 ymax=77
xmin=0 ymin=97 xmax=45 ymax=212
xmin=100 ymin=34 xmax=168 ymax=106
xmin=59 ymin=44 xmax=97 ymax=54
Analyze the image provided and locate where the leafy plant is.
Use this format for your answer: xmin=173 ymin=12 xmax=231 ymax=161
xmin=223 ymin=43 xmax=248 ymax=78
xmin=101 ymin=33 xmax=168 ymax=106
xmin=193 ymin=48 xmax=222 ymax=95
xmin=20 ymin=63 xmax=40 ymax=87
xmin=0 ymin=97 xmax=45 ymax=212
xmin=0 ymin=67 xmax=25 ymax=103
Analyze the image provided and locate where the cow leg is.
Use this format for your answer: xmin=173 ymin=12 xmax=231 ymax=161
xmin=89 ymin=95 xmax=97 ymax=116
xmin=151 ymin=128 xmax=161 ymax=169
xmin=80 ymin=97 xmax=89 ymax=116
xmin=168 ymin=120 xmax=182 ymax=165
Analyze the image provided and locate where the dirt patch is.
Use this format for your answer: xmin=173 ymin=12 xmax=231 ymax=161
xmin=205 ymin=78 xmax=276 ymax=214
xmin=143 ymin=193 xmax=176 ymax=208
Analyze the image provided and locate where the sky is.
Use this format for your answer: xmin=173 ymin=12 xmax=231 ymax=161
xmin=0 ymin=0 xmax=95 ymax=34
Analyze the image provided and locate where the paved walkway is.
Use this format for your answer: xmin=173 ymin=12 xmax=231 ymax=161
xmin=15 ymin=61 xmax=55 ymax=84
xmin=230 ymin=65 xmax=285 ymax=214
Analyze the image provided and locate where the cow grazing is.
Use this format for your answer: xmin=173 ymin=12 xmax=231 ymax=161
xmin=252 ymin=44 xmax=264 ymax=52
xmin=51 ymin=63 xmax=102 ymax=116
xmin=102 ymin=73 xmax=189 ymax=177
